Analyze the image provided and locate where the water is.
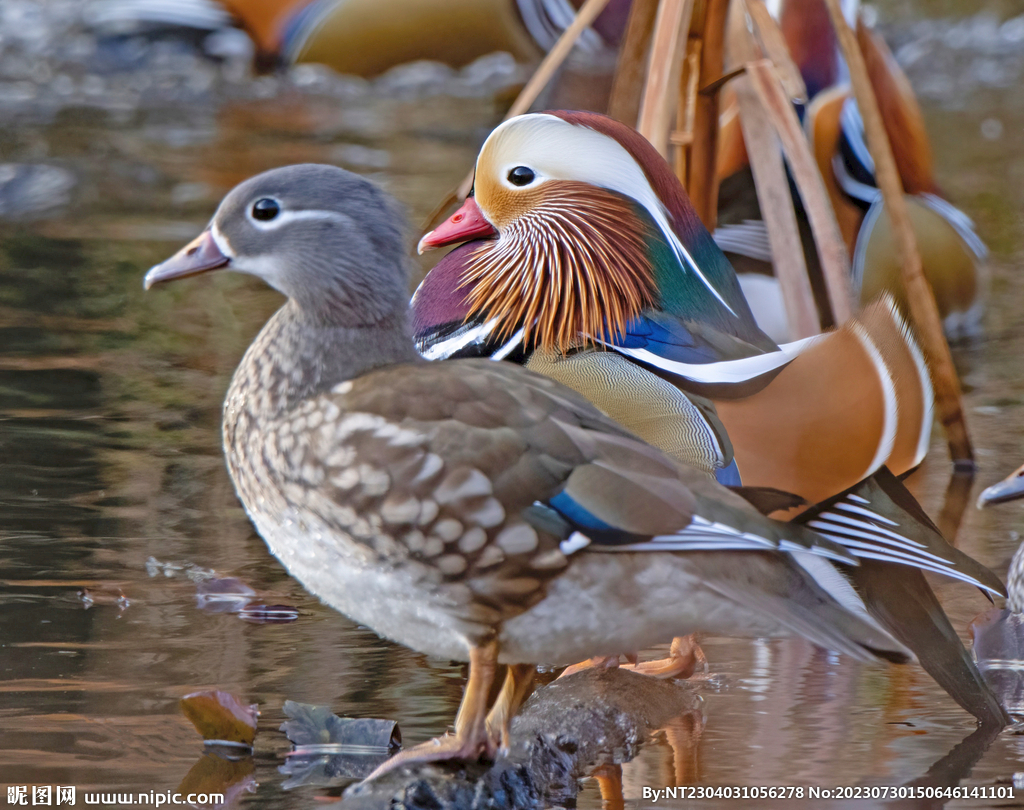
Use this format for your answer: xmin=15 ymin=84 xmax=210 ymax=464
xmin=1 ymin=1 xmax=1023 ymax=807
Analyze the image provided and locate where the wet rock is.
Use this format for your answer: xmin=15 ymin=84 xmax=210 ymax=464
xmin=340 ymin=668 xmax=701 ymax=810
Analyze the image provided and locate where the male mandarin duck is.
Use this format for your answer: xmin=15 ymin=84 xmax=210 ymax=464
xmin=145 ymin=164 xmax=953 ymax=774
xmin=414 ymin=111 xmax=1008 ymax=725
xmin=92 ymin=0 xmax=631 ymax=76
xmin=714 ymin=0 xmax=986 ymax=342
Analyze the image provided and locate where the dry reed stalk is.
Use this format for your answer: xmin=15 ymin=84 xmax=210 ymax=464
xmin=736 ymin=77 xmax=819 ymax=337
xmin=637 ymin=0 xmax=696 ymax=156
xmin=745 ymin=59 xmax=854 ymax=324
xmin=742 ymin=0 xmax=806 ymax=102
xmin=687 ymin=0 xmax=729 ymax=229
xmin=822 ymin=0 xmax=973 ymax=464
xmin=608 ymin=0 xmax=660 ymax=125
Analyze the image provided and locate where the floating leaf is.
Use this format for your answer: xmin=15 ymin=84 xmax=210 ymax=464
xmin=181 ymin=690 xmax=259 ymax=746
xmin=280 ymin=701 xmax=400 ymax=750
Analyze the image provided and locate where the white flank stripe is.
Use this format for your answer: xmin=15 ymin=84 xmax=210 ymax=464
xmin=850 ymin=324 xmax=897 ymax=478
xmin=606 ymin=334 xmax=819 ymax=385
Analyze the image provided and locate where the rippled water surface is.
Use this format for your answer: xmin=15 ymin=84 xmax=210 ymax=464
xmin=1 ymin=1 xmax=1023 ymax=807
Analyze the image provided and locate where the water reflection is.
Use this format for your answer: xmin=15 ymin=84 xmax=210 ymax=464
xmin=1 ymin=1 xmax=1024 ymax=807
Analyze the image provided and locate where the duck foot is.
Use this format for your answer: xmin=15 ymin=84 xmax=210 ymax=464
xmin=364 ymin=731 xmax=494 ymax=781
xmin=559 ymin=635 xmax=707 ymax=682
xmin=622 ymin=634 xmax=707 ymax=680
xmin=365 ymin=641 xmax=499 ymax=782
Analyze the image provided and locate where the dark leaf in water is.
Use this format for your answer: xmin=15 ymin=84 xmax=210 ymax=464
xmin=238 ymin=603 xmax=299 ymax=623
xmin=195 ymin=577 xmax=257 ymax=614
xmin=178 ymin=749 xmax=256 ymax=809
xmin=281 ymin=700 xmax=401 ymax=750
xmin=970 ymin=607 xmax=1024 ymax=714
xmin=181 ymin=690 xmax=259 ymax=746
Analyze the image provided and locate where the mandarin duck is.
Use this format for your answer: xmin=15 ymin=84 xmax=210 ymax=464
xmin=143 ymin=164 xmax=947 ymax=775
xmin=978 ymin=464 xmax=1024 ymax=508
xmin=92 ymin=0 xmax=630 ymax=77
xmin=714 ymin=0 xmax=986 ymax=342
xmin=413 ymin=111 xmax=1008 ymax=725
xmin=972 ymin=470 xmax=1024 ymax=714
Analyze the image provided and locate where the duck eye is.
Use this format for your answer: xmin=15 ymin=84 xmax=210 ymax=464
xmin=251 ymin=198 xmax=280 ymax=221
xmin=507 ymin=166 xmax=535 ymax=187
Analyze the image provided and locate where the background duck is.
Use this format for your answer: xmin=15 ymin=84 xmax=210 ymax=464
xmin=89 ymin=0 xmax=631 ymax=76
xmin=972 ymin=472 xmax=1024 ymax=716
xmin=145 ymin=163 xmax=935 ymax=775
xmin=414 ymin=111 xmax=1008 ymax=725
xmin=714 ymin=0 xmax=987 ymax=341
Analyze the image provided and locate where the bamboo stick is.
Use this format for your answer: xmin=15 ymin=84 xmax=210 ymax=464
xmin=608 ymin=0 xmax=660 ymax=126
xmin=688 ymin=0 xmax=730 ymax=229
xmin=637 ymin=0 xmax=696 ymax=156
xmin=735 ymin=73 xmax=820 ymax=339
xmin=745 ymin=59 xmax=854 ymax=324
xmin=673 ymin=41 xmax=702 ymax=183
xmin=822 ymin=0 xmax=973 ymax=465
xmin=743 ymin=0 xmax=806 ymax=102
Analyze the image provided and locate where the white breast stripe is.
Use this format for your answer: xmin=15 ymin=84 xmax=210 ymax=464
xmin=418 ymin=318 xmax=500 ymax=360
xmin=491 ymin=327 xmax=525 ymax=360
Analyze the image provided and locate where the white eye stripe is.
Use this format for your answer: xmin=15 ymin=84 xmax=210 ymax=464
xmin=246 ymin=209 xmax=354 ymax=230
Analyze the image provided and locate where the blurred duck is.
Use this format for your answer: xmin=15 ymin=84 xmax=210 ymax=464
xmin=714 ymin=0 xmax=986 ymax=342
xmin=414 ymin=111 xmax=1007 ymax=725
xmin=971 ymin=469 xmax=1024 ymax=715
xmin=89 ymin=0 xmax=631 ymax=75
xmin=978 ymin=464 xmax=1024 ymax=508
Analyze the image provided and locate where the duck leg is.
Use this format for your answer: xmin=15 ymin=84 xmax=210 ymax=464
xmin=485 ymin=663 xmax=537 ymax=751
xmin=623 ymin=634 xmax=707 ymax=679
xmin=366 ymin=641 xmax=499 ymax=781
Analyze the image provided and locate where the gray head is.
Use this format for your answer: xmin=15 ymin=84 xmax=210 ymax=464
xmin=145 ymin=164 xmax=410 ymax=327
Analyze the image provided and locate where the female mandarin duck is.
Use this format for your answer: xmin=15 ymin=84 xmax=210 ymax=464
xmin=414 ymin=111 xmax=1008 ymax=725
xmin=146 ymin=165 xmax=949 ymax=775
xmin=714 ymin=0 xmax=986 ymax=341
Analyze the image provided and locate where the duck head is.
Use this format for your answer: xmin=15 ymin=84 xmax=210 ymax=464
xmin=418 ymin=111 xmax=771 ymax=354
xmin=144 ymin=164 xmax=409 ymax=328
